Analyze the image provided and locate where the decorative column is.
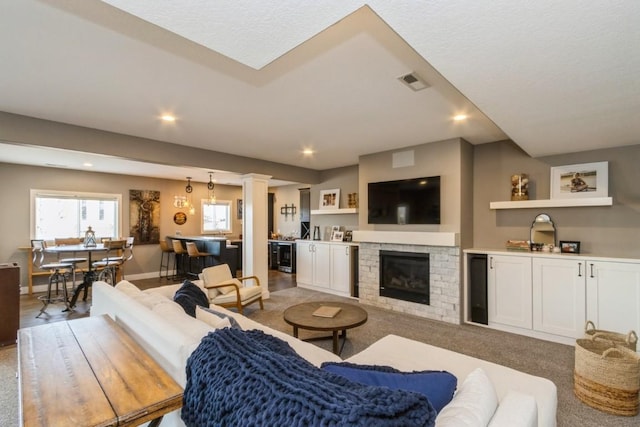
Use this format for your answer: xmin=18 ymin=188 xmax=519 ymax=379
xmin=241 ymin=174 xmax=271 ymax=300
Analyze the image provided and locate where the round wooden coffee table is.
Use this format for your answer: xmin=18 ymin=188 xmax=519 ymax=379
xmin=283 ymin=301 xmax=368 ymax=355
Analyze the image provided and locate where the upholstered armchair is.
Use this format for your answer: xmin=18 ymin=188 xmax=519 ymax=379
xmin=200 ymin=264 xmax=263 ymax=314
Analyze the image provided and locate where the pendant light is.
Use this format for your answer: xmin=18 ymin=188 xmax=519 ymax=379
xmin=207 ymin=172 xmax=216 ymax=204
xmin=185 ymin=177 xmax=195 ymax=215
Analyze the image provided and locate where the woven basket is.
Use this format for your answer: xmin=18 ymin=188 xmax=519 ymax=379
xmin=584 ymin=320 xmax=637 ymax=351
xmin=574 ymin=336 xmax=640 ymax=416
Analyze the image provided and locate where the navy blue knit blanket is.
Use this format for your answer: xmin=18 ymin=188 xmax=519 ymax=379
xmin=182 ymin=328 xmax=436 ymax=426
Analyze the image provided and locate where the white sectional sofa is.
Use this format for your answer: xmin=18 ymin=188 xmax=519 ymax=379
xmin=91 ymin=281 xmax=557 ymax=427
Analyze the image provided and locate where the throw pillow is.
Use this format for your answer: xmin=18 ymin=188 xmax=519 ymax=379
xmin=436 ymin=368 xmax=498 ymax=427
xmin=173 ymin=280 xmax=210 ymax=317
xmin=196 ymin=305 xmax=240 ymax=330
xmin=212 ymin=278 xmax=242 ymax=295
xmin=487 ymin=390 xmax=538 ymax=427
xmin=321 ymin=362 xmax=457 ymax=413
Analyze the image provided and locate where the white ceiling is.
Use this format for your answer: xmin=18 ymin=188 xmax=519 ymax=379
xmin=1 ymin=1 xmax=639 ymax=184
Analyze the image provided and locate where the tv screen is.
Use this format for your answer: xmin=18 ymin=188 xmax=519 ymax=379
xmin=368 ymin=176 xmax=440 ymax=224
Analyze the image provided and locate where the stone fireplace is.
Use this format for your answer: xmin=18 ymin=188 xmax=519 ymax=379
xmin=354 ymin=231 xmax=461 ymax=324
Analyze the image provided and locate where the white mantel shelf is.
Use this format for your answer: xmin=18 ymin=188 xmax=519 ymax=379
xmin=353 ymin=230 xmax=459 ymax=247
xmin=490 ymin=197 xmax=613 ymax=209
xmin=310 ymin=208 xmax=358 ymax=215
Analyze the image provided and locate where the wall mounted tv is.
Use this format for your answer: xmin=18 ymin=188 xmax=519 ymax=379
xmin=368 ymin=176 xmax=441 ymax=224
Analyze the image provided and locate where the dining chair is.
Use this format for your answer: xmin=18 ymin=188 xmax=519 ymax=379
xmin=31 ymin=239 xmax=73 ymax=317
xmin=93 ymin=239 xmax=127 ymax=285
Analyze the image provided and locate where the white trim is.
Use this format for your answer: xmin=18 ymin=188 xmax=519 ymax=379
xmin=353 ymin=230 xmax=459 ymax=247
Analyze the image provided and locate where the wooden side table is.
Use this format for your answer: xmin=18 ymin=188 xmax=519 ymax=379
xmin=18 ymin=315 xmax=183 ymax=426
xmin=284 ymin=301 xmax=368 ymax=355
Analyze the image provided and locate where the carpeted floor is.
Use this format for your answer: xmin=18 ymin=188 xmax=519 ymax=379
xmin=1 ymin=287 xmax=637 ymax=426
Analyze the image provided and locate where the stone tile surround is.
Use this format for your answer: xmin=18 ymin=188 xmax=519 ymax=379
xmin=358 ymin=242 xmax=461 ymax=324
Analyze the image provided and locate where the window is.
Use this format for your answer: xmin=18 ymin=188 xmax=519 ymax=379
xmin=201 ymin=199 xmax=231 ymax=234
xmin=31 ymin=190 xmax=121 ymax=240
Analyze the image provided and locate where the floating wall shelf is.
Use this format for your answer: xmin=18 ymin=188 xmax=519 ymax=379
xmin=490 ymin=197 xmax=613 ymax=209
xmin=310 ymin=208 xmax=358 ymax=215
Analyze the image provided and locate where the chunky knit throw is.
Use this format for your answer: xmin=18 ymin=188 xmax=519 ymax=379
xmin=182 ymin=328 xmax=436 ymax=426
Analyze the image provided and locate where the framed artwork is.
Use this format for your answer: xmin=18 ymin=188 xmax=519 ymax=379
xmin=237 ymin=199 xmax=243 ymax=220
xmin=559 ymin=240 xmax=581 ymax=254
xmin=331 ymin=231 xmax=344 ymax=242
xmin=129 ymin=190 xmax=160 ymax=244
xmin=550 ymin=161 xmax=608 ymax=199
xmin=319 ymin=189 xmax=340 ymax=210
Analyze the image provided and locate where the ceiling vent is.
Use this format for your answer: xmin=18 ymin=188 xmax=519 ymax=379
xmin=398 ymin=72 xmax=430 ymax=92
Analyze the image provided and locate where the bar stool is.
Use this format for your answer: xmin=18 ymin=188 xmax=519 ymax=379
xmin=172 ymin=239 xmax=188 ymax=279
xmin=31 ymin=240 xmax=73 ymax=317
xmin=159 ymin=239 xmax=174 ymax=279
xmin=54 ymin=237 xmax=87 ymax=290
xmin=185 ymin=241 xmax=214 ymax=277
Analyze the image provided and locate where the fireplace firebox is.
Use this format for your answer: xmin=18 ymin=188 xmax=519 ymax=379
xmin=379 ymin=251 xmax=430 ymax=305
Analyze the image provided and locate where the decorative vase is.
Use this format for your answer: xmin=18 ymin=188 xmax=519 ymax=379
xmin=84 ymin=226 xmax=97 ymax=247
xmin=511 ymin=174 xmax=529 ymax=201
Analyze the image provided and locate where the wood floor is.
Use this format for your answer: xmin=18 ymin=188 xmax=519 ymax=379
xmin=18 ymin=269 xmax=296 ymax=330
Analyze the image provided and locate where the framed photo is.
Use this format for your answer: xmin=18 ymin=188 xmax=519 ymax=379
xmin=559 ymin=240 xmax=581 ymax=254
xmin=550 ymin=161 xmax=608 ymax=199
xmin=319 ymin=189 xmax=340 ymax=210
xmin=237 ymin=199 xmax=243 ymax=219
xmin=331 ymin=231 xmax=344 ymax=242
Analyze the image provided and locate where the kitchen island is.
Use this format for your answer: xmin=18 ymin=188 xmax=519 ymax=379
xmin=167 ymin=235 xmax=238 ymax=276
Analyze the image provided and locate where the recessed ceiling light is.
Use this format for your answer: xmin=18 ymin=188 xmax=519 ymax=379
xmin=453 ymin=114 xmax=468 ymax=121
xmin=83 ymin=162 xmax=93 ymax=167
xmin=161 ymin=114 xmax=176 ymax=122
xmin=302 ymin=148 xmax=314 ymax=156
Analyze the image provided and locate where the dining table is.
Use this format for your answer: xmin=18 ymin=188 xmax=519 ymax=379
xmin=45 ymin=243 xmax=109 ymax=308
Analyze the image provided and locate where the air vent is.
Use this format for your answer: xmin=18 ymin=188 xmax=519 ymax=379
xmin=397 ymin=72 xmax=430 ymax=92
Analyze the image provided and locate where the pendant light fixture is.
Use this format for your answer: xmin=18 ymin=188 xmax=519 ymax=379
xmin=207 ymin=172 xmax=216 ymax=204
xmin=185 ymin=177 xmax=195 ymax=215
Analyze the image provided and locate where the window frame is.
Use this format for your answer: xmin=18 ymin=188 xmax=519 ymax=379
xmin=201 ymin=199 xmax=232 ymax=234
xmin=30 ymin=189 xmax=122 ymax=240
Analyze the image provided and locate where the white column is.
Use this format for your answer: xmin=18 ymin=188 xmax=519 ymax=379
xmin=241 ymin=173 xmax=271 ymax=299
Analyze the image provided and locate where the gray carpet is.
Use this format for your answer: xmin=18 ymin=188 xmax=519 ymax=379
xmin=1 ymin=287 xmax=637 ymax=426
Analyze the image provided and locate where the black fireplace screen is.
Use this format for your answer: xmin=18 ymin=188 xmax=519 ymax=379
xmin=379 ymin=250 xmax=430 ymax=305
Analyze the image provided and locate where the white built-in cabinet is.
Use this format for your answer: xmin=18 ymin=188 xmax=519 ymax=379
xmin=468 ymin=250 xmax=640 ymax=348
xmin=488 ymin=254 xmax=532 ymax=329
xmin=296 ymin=240 xmax=358 ymax=297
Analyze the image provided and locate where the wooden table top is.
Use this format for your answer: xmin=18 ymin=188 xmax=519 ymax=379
xmin=283 ymin=301 xmax=368 ymax=332
xmin=18 ymin=315 xmax=183 ymax=427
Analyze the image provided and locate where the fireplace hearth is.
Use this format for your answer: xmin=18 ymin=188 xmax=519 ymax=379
xmin=379 ymin=250 xmax=430 ymax=305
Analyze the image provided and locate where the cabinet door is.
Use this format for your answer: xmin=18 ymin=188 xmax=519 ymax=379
xmin=330 ymin=244 xmax=352 ymax=296
xmin=313 ymin=243 xmax=331 ymax=289
xmin=532 ymin=258 xmax=585 ymax=339
xmin=587 ymin=261 xmax=640 ymax=337
xmin=296 ymin=241 xmax=313 ymax=285
xmin=488 ymin=255 xmax=532 ymax=329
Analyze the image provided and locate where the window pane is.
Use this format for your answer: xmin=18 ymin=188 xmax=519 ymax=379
xmin=33 ymin=191 xmax=120 ymax=240
xmin=202 ymin=200 xmax=231 ymax=233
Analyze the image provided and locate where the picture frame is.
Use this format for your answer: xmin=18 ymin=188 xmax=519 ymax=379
xmin=559 ymin=240 xmax=581 ymax=254
xmin=331 ymin=231 xmax=344 ymax=242
xmin=319 ymin=189 xmax=340 ymax=210
xmin=550 ymin=161 xmax=608 ymax=199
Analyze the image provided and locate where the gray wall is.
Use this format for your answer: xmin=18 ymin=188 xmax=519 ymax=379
xmin=473 ymin=140 xmax=640 ymax=258
xmin=0 ymin=163 xmax=242 ymax=287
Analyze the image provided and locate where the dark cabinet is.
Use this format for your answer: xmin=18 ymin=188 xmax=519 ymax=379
xmin=0 ymin=263 xmax=20 ymax=346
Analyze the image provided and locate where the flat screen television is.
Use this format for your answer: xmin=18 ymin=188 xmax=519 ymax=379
xmin=368 ymin=176 xmax=440 ymax=224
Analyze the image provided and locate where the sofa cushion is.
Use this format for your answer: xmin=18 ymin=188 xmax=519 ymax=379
xmin=196 ymin=305 xmax=238 ymax=330
xmin=152 ymin=301 xmax=215 ymax=343
xmin=321 ymin=362 xmax=457 ymax=413
xmin=173 ymin=280 xmax=210 ymax=317
xmin=114 ymin=280 xmax=142 ymax=296
xmin=436 ymin=368 xmax=498 ymax=427
xmin=488 ymin=390 xmax=538 ymax=427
